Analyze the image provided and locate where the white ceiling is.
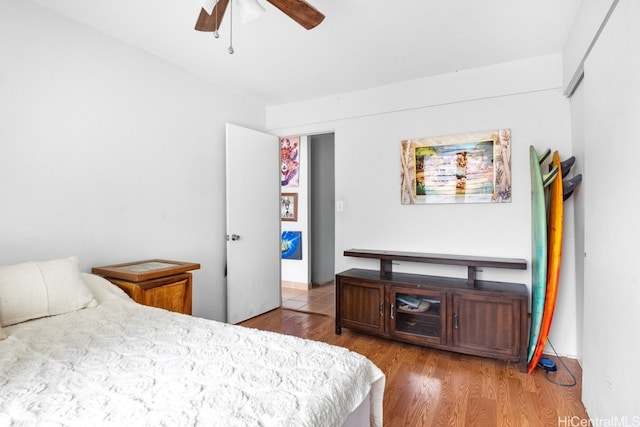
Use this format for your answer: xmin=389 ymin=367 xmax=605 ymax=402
xmin=32 ymin=0 xmax=581 ymax=105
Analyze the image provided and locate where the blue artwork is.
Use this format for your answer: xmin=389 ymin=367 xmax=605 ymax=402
xmin=281 ymin=231 xmax=302 ymax=260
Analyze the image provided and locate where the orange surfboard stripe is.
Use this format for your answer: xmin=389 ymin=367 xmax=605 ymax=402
xmin=528 ymin=151 xmax=564 ymax=373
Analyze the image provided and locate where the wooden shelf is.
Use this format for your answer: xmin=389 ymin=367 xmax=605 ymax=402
xmin=336 ymin=250 xmax=529 ymax=372
xmin=91 ymin=259 xmax=200 ymax=282
xmin=344 ymin=249 xmax=526 ymax=287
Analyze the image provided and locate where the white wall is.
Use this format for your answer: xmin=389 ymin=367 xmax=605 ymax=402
xmin=563 ymin=0 xmax=618 ymax=96
xmin=569 ymin=82 xmax=586 ymax=365
xmin=0 ymin=0 xmax=265 ymax=321
xmin=281 ymin=135 xmax=310 ymax=285
xmin=309 ymin=133 xmax=336 ymax=286
xmin=268 ymin=54 xmax=580 ymax=358
xmin=577 ymin=0 xmax=639 ymax=419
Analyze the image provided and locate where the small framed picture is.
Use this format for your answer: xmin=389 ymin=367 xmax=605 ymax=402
xmin=281 ymin=193 xmax=298 ymax=221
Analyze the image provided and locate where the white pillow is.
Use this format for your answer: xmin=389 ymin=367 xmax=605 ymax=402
xmin=0 ymin=257 xmax=97 ymax=327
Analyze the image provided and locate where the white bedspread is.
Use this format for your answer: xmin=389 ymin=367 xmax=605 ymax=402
xmin=0 ymin=274 xmax=385 ymax=426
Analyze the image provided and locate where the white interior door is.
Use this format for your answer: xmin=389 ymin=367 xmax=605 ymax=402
xmin=226 ymin=123 xmax=281 ymax=324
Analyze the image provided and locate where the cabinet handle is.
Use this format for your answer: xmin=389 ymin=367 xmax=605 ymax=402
xmin=379 ymin=302 xmax=384 ymax=317
xmin=454 ymin=311 xmax=459 ymax=329
xmin=390 ymin=304 xmax=395 ymax=319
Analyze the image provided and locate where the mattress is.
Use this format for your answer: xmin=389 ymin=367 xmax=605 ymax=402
xmin=0 ymin=274 xmax=385 ymax=426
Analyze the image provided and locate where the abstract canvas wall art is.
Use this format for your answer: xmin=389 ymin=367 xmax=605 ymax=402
xmin=400 ymin=129 xmax=512 ymax=204
xmin=281 ymin=136 xmax=300 ymax=188
xmin=281 ymin=231 xmax=302 ymax=260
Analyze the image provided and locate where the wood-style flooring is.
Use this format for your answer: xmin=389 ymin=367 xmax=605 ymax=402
xmin=281 ymin=284 xmax=335 ymax=316
xmin=240 ymin=308 xmax=589 ymax=427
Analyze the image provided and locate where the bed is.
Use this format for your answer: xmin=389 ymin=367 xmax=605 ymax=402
xmin=0 ymin=257 xmax=385 ymax=426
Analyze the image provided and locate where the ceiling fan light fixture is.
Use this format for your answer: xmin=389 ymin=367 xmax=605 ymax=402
xmin=195 ymin=0 xmax=325 ymax=54
xmin=236 ymin=0 xmax=266 ymax=24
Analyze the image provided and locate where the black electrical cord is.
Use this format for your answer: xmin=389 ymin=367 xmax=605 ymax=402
xmin=542 ymin=339 xmax=577 ymax=387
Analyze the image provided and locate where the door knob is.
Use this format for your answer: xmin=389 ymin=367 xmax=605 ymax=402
xmin=231 ymin=234 xmax=241 ymax=241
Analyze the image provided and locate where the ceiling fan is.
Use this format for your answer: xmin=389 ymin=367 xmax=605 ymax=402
xmin=195 ymin=0 xmax=325 ymax=33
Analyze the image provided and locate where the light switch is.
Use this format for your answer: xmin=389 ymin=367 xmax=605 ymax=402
xmin=336 ymin=200 xmax=344 ymax=212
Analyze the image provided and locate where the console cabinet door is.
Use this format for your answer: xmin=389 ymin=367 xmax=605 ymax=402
xmin=389 ymin=287 xmax=446 ymax=346
xmin=451 ymin=292 xmax=522 ymax=359
xmin=338 ymin=278 xmax=386 ymax=336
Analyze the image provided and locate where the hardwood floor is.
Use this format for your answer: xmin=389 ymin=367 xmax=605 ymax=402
xmin=281 ymin=284 xmax=334 ymax=315
xmin=240 ymin=308 xmax=589 ymax=427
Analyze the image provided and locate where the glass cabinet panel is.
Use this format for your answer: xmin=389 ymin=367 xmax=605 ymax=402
xmin=392 ymin=289 xmax=444 ymax=344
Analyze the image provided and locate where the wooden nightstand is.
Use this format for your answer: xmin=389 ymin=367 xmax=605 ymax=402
xmin=92 ymin=259 xmax=200 ymax=315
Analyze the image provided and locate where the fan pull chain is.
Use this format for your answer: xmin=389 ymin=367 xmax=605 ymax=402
xmin=228 ymin=0 xmax=235 ymax=54
xmin=213 ymin=0 xmax=220 ymax=38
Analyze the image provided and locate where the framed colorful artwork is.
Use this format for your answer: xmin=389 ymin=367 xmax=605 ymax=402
xmin=281 ymin=231 xmax=302 ymax=260
xmin=281 ymin=193 xmax=298 ymax=221
xmin=400 ymin=129 xmax=512 ymax=204
xmin=281 ymin=136 xmax=300 ymax=188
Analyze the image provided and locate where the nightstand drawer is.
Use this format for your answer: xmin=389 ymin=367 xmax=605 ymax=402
xmin=92 ymin=259 xmax=200 ymax=315
xmin=108 ymin=273 xmax=193 ymax=314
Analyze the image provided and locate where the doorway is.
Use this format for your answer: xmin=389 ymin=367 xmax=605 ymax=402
xmin=281 ymin=132 xmax=335 ymax=315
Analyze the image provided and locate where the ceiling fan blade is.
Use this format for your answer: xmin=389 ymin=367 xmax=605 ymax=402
xmin=266 ymin=0 xmax=325 ymax=30
xmin=195 ymin=0 xmax=230 ymax=32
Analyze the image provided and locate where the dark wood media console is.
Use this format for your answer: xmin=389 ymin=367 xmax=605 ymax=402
xmin=335 ymin=249 xmax=529 ymax=372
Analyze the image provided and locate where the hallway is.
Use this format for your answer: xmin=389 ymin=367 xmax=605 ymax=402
xmin=281 ymin=284 xmax=334 ymax=316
